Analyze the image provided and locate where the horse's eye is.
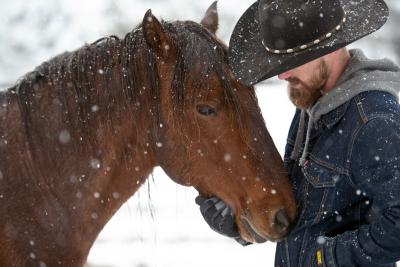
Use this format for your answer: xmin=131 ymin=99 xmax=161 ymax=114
xmin=196 ymin=104 xmax=217 ymax=117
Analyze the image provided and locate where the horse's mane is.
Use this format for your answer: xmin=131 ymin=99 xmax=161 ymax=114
xmin=3 ymin=20 xmax=246 ymax=152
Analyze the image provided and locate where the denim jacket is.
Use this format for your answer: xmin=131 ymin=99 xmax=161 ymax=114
xmin=275 ymin=90 xmax=400 ymax=267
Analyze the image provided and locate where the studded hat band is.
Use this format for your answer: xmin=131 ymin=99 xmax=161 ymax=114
xmin=262 ymin=16 xmax=347 ymax=54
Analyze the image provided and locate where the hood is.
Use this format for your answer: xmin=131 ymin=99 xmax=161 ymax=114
xmin=292 ymin=49 xmax=400 ymax=166
xmin=310 ymin=48 xmax=400 ymax=123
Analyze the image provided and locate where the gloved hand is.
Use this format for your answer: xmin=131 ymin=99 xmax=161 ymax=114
xmin=195 ymin=195 xmax=252 ymax=246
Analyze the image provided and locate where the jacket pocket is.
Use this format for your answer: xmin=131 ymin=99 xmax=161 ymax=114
xmin=301 ymin=160 xmax=339 ymax=188
xmin=298 ymin=160 xmax=344 ymax=226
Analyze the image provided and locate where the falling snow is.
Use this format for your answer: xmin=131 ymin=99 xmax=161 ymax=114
xmin=76 ymin=191 xmax=83 ymax=199
xmin=91 ymin=105 xmax=100 ymax=112
xmin=90 ymin=158 xmax=101 ymax=169
xmin=316 ymin=236 xmax=327 ymax=245
xmin=58 ymin=130 xmax=71 ymax=144
xmin=1 ymin=1 xmax=400 ymax=267
xmin=224 ymin=153 xmax=232 ymax=162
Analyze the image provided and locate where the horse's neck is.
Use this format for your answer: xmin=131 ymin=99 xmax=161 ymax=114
xmin=0 ymin=47 xmax=161 ymax=265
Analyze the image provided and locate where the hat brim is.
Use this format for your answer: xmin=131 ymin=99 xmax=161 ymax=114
xmin=228 ymin=0 xmax=389 ymax=86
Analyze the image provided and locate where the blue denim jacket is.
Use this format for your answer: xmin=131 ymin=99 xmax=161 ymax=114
xmin=275 ymin=91 xmax=400 ymax=267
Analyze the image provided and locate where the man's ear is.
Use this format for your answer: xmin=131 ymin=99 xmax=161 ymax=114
xmin=143 ymin=9 xmax=173 ymax=60
xmin=200 ymin=1 xmax=219 ymax=34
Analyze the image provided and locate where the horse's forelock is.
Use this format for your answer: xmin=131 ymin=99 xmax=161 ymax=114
xmin=167 ymin=21 xmax=246 ymax=137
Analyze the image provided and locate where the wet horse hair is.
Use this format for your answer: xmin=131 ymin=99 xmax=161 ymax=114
xmin=0 ymin=5 xmax=296 ymax=267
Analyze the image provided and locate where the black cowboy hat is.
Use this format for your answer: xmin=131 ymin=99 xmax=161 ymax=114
xmin=228 ymin=0 xmax=389 ymax=86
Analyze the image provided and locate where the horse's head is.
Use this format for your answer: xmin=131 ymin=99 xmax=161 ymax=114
xmin=142 ymin=3 xmax=296 ymax=242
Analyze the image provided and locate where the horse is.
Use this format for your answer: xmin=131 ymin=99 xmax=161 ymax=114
xmin=0 ymin=2 xmax=296 ymax=266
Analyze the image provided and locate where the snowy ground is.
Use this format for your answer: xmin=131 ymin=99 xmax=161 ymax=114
xmin=1 ymin=0 xmax=399 ymax=266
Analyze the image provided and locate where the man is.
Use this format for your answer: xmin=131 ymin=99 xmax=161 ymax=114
xmin=196 ymin=0 xmax=400 ymax=266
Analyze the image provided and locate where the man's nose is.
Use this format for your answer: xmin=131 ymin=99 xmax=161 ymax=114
xmin=278 ymin=71 xmax=291 ymax=80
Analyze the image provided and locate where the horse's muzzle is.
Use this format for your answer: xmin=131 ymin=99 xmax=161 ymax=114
xmin=273 ymin=209 xmax=292 ymax=236
xmin=240 ymin=209 xmax=293 ymax=242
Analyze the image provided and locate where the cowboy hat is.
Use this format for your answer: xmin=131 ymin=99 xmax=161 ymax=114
xmin=228 ymin=0 xmax=389 ymax=85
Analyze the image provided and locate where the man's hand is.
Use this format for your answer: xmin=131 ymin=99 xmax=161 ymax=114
xmin=195 ymin=195 xmax=252 ymax=246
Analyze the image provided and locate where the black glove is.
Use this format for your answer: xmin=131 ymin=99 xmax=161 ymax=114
xmin=195 ymin=195 xmax=252 ymax=246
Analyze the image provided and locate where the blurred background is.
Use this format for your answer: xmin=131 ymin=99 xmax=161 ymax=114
xmin=0 ymin=0 xmax=399 ymax=266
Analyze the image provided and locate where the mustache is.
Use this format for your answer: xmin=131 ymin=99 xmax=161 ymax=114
xmin=286 ymin=77 xmax=308 ymax=89
xmin=286 ymin=77 xmax=300 ymax=83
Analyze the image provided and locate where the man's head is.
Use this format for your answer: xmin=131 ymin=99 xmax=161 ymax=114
xmin=280 ymin=56 xmax=328 ymax=110
xmin=228 ymin=0 xmax=389 ymax=86
xmin=278 ymin=47 xmax=350 ymax=110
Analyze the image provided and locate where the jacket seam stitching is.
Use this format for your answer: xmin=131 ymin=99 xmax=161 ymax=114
xmin=285 ymin=239 xmax=291 ymax=267
xmin=327 ymin=239 xmax=338 ymax=267
xmin=308 ymin=154 xmax=345 ymax=175
xmin=295 ymin=181 xmax=309 ymax=228
xmin=347 ymin=114 xmax=398 ymax=187
xmin=298 ymin=228 xmax=309 ymax=267
xmin=313 ymin=188 xmax=329 ymax=224
xmin=355 ymin=95 xmax=369 ymax=123
xmin=345 ymin=121 xmax=363 ymax=189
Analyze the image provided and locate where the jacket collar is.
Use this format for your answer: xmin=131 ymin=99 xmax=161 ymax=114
xmin=314 ymin=101 xmax=350 ymax=131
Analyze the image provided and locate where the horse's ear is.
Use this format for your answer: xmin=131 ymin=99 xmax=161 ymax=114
xmin=143 ymin=9 xmax=172 ymax=59
xmin=200 ymin=1 xmax=219 ymax=34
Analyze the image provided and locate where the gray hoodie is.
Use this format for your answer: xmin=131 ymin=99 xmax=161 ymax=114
xmin=291 ymin=49 xmax=400 ymax=166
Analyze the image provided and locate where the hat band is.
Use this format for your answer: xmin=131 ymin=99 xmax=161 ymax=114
xmin=262 ymin=16 xmax=347 ymax=54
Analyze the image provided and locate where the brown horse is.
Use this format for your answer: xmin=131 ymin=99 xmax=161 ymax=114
xmin=0 ymin=3 xmax=296 ymax=267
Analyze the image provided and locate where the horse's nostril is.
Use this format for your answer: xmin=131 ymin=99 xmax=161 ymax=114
xmin=274 ymin=209 xmax=291 ymax=234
